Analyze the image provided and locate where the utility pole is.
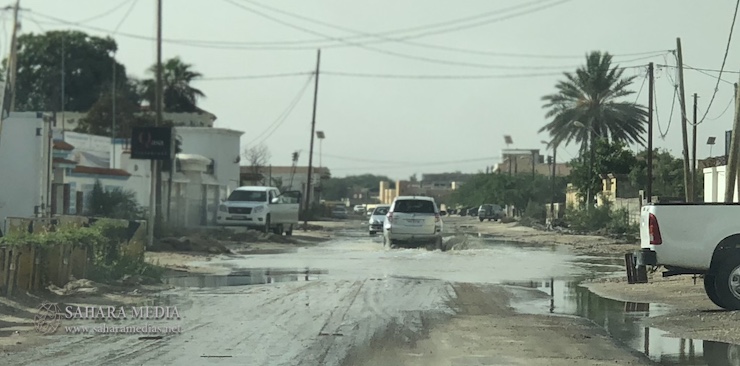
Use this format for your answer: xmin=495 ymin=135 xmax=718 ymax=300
xmin=550 ymin=144 xmax=557 ymax=222
xmin=61 ymin=36 xmax=66 ymax=133
xmin=531 ymin=150 xmax=536 ymax=178
xmin=676 ymin=38 xmax=692 ymax=202
xmin=303 ymin=49 xmax=321 ymax=230
xmin=148 ymin=0 xmax=163 ymax=247
xmin=726 ymin=79 xmax=740 ymax=202
xmin=692 ymin=93 xmax=698 ymax=202
xmin=646 ymin=63 xmax=654 ymax=203
xmin=7 ymin=0 xmax=19 ymax=113
xmin=111 ymin=53 xmax=116 ymax=168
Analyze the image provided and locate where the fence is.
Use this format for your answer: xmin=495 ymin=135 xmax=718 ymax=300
xmin=0 ymin=215 xmax=146 ymax=297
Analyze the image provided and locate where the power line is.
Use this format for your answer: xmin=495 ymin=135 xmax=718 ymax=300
xmin=74 ymin=0 xmax=134 ymax=24
xmin=633 ymin=67 xmax=648 ymax=104
xmin=691 ymin=0 xmax=740 ymax=126
xmin=222 ymin=0 xmax=593 ymax=71
xmin=113 ymin=0 xmax=139 ymax=33
xmin=199 ymin=64 xmax=651 ymax=82
xmin=328 ymin=156 xmax=502 ymax=171
xmin=244 ymin=73 xmax=314 ymax=147
xmin=656 ymin=67 xmax=678 ymax=139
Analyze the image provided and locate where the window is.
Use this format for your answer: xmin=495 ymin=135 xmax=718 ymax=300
xmin=228 ymin=190 xmax=267 ymax=202
xmin=268 ymin=190 xmax=277 ymax=203
xmin=373 ymin=207 xmax=389 ymax=215
xmin=206 ymin=159 xmax=215 ymax=175
xmin=393 ymin=200 xmax=436 ymax=214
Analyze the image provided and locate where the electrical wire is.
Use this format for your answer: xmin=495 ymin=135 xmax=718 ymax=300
xmin=682 ymin=63 xmax=735 ymax=86
xmin=200 ymin=64 xmax=650 ymax=82
xmin=222 ymin=0 xmax=598 ymax=71
xmin=691 ymin=0 xmax=740 ymax=126
xmin=240 ymin=0 xmax=654 ymax=61
xmin=633 ymin=67 xmax=648 ymax=104
xmin=706 ymin=93 xmax=735 ymax=121
xmin=113 ymin=0 xmax=139 ymax=34
xmin=327 ymin=156 xmax=503 ymax=171
xmin=74 ymin=0 xmax=134 ymax=25
xmin=656 ymin=68 xmax=678 ymax=139
xmin=244 ymin=73 xmax=314 ymax=147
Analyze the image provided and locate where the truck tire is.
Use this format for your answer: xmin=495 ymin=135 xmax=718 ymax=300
xmin=273 ymin=224 xmax=283 ymax=235
xmin=704 ymin=274 xmax=728 ymax=309
xmin=479 ymin=217 xmax=484 ymax=222
xmin=712 ymin=255 xmax=740 ymax=310
xmin=285 ymin=224 xmax=293 ymax=236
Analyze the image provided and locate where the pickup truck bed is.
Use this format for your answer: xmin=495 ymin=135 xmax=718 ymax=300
xmin=638 ymin=202 xmax=740 ymax=310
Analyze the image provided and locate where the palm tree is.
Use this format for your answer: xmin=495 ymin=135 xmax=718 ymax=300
xmin=540 ymin=51 xmax=648 ymax=206
xmin=142 ymin=57 xmax=205 ymax=112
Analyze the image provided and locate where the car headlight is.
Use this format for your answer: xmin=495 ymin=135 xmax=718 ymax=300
xmin=253 ymin=206 xmax=265 ymax=214
xmin=219 ymin=205 xmax=227 ymax=212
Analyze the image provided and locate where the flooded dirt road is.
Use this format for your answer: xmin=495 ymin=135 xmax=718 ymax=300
xmin=3 ymin=224 xmax=737 ymax=365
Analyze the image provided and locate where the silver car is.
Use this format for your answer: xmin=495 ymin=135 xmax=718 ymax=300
xmin=368 ymin=205 xmax=390 ymax=236
xmin=383 ymin=196 xmax=443 ymax=249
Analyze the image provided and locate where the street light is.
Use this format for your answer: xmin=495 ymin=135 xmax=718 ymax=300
xmin=707 ymin=136 xmax=716 ymax=157
xmin=316 ymin=131 xmax=325 ymax=202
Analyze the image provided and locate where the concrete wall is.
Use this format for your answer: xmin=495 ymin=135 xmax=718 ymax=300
xmin=0 ymin=113 xmax=53 ymax=231
xmin=612 ymin=197 xmax=641 ymax=224
xmin=703 ymin=165 xmax=740 ymax=203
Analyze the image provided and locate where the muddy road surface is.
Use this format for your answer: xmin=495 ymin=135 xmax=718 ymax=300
xmin=3 ymin=223 xmax=725 ymax=365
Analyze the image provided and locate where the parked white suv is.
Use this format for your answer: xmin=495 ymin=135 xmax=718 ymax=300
xmin=383 ymin=196 xmax=443 ymax=250
xmin=217 ymin=186 xmax=301 ymax=235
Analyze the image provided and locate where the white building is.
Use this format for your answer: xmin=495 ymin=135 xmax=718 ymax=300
xmin=0 ymin=116 xmax=243 ymax=230
xmin=703 ymin=163 xmax=740 ymax=203
xmin=0 ymin=112 xmax=54 ymax=233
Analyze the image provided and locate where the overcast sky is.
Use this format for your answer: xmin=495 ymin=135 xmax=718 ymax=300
xmin=17 ymin=0 xmax=740 ymax=180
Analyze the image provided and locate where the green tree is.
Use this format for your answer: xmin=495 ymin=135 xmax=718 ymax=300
xmin=142 ymin=57 xmax=205 ymax=112
xmin=11 ymin=31 xmax=127 ymax=112
xmin=87 ymin=180 xmax=143 ymax=220
xmin=75 ymin=82 xmax=160 ymax=138
xmin=628 ymin=149 xmax=687 ymax=199
xmin=449 ymin=173 xmax=567 ymax=211
xmin=568 ymin=139 xmax=638 ymax=204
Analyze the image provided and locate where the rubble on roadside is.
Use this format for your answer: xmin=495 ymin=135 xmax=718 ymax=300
xmin=47 ymin=279 xmax=99 ymax=296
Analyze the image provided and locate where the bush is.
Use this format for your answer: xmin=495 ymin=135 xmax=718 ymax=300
xmin=523 ymin=201 xmax=546 ymax=223
xmin=564 ymin=203 xmax=638 ymax=240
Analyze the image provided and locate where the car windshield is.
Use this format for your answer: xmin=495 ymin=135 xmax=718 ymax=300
xmin=227 ymin=190 xmax=267 ymax=202
xmin=373 ymin=207 xmax=389 ymax=215
xmin=393 ymin=200 xmax=436 ymax=214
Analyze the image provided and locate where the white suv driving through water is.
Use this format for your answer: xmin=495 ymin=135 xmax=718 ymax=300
xmin=383 ymin=196 xmax=443 ymax=250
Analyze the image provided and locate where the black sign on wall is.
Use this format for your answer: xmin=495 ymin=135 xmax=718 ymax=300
xmin=131 ymin=127 xmax=173 ymax=160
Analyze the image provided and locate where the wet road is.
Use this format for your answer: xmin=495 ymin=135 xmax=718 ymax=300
xmin=4 ymin=224 xmax=740 ymax=365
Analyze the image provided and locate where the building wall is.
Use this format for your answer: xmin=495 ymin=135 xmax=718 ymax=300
xmin=703 ymin=165 xmax=740 ymax=203
xmin=176 ymin=127 xmax=243 ymax=194
xmin=55 ymin=111 xmax=216 ymax=132
xmin=0 ymin=113 xmax=52 ymax=229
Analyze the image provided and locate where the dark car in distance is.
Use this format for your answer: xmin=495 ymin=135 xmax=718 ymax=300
xmin=478 ymin=204 xmax=504 ymax=222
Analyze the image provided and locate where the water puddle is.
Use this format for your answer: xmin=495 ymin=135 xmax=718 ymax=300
xmin=506 ymin=278 xmax=740 ymax=365
xmin=164 ymin=268 xmax=327 ymax=288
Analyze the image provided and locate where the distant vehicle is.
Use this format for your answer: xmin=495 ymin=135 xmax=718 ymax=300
xmin=331 ymin=206 xmax=349 ymax=219
xmin=383 ymin=196 xmax=443 ymax=250
xmin=368 ymin=205 xmax=390 ymax=235
xmin=467 ymin=207 xmax=478 ymax=216
xmin=217 ymin=186 xmax=301 ymax=235
xmin=353 ymin=204 xmax=366 ymax=214
xmin=478 ymin=204 xmax=504 ymax=222
xmin=637 ymin=203 xmax=740 ymax=310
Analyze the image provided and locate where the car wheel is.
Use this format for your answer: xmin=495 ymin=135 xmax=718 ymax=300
xmin=285 ymin=224 xmax=293 ymax=236
xmin=712 ymin=254 xmax=740 ymax=310
xmin=263 ymin=215 xmax=271 ymax=234
xmin=704 ymin=274 xmax=728 ymax=309
xmin=479 ymin=217 xmax=484 ymax=222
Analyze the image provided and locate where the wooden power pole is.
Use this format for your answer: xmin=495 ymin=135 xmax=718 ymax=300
xmin=303 ymin=49 xmax=321 ymax=230
xmin=692 ymin=93 xmax=698 ymax=202
xmin=726 ymin=79 xmax=740 ymax=202
xmin=0 ymin=0 xmax=21 ymax=151
xmin=647 ymin=63 xmax=654 ymax=203
xmin=676 ymin=38 xmax=692 ymax=202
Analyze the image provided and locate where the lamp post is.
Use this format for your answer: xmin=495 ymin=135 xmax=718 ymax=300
xmin=542 ymin=140 xmax=557 ymax=228
xmin=572 ymin=121 xmax=599 ymax=209
xmin=316 ymin=131 xmax=325 ymax=202
xmin=707 ymin=136 xmax=716 ymax=158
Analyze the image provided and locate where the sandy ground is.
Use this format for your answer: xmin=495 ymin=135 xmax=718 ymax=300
xmin=446 ymin=216 xmax=639 ymax=255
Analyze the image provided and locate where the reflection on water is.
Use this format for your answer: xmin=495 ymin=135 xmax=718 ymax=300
xmin=165 ymin=268 xmax=327 ymax=288
xmin=506 ymin=278 xmax=740 ymax=366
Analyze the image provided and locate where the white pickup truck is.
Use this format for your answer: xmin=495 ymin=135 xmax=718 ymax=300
xmin=216 ymin=186 xmax=302 ymax=235
xmin=637 ymin=203 xmax=740 ymax=310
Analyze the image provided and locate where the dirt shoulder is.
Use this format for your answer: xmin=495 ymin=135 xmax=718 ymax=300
xmin=446 ymin=216 xmax=639 ymax=255
xmin=585 ymin=271 xmax=740 ymax=345
xmin=350 ymin=283 xmax=653 ymax=366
